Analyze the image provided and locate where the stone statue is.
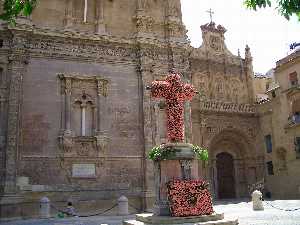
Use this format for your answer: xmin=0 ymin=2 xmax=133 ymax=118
xmin=147 ymin=70 xmax=197 ymax=142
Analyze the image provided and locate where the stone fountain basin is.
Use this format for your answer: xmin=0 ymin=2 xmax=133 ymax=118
xmin=160 ymin=142 xmax=195 ymax=160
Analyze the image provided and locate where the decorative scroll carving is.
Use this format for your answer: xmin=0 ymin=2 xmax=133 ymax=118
xmin=199 ymin=100 xmax=256 ymax=114
xmin=133 ymin=14 xmax=154 ymax=34
xmin=96 ymin=78 xmax=109 ymax=97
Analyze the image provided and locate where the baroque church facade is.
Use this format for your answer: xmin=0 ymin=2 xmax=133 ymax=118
xmin=0 ymin=0 xmax=264 ymax=218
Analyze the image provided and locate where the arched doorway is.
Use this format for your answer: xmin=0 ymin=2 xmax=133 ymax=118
xmin=216 ymin=152 xmax=236 ymax=199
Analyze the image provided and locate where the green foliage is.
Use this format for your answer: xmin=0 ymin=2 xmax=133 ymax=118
xmin=0 ymin=0 xmax=37 ymax=25
xmin=192 ymin=145 xmax=209 ymax=162
xmin=244 ymin=0 xmax=300 ymax=20
xmin=148 ymin=145 xmax=177 ymax=161
xmin=148 ymin=144 xmax=209 ymax=162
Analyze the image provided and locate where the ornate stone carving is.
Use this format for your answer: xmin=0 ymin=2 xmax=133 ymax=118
xmin=199 ymin=100 xmax=256 ymax=114
xmin=27 ymin=35 xmax=133 ymax=61
xmin=58 ymin=73 xmax=109 ymax=158
xmin=96 ymin=78 xmax=109 ymax=97
xmin=137 ymin=0 xmax=150 ymax=10
xmin=60 ymin=133 xmax=74 ymax=153
xmin=95 ymin=134 xmax=109 ymax=156
xmin=179 ymin=160 xmax=192 ymax=180
xmin=133 ymin=14 xmax=154 ymax=34
xmin=167 ymin=0 xmax=181 ymax=17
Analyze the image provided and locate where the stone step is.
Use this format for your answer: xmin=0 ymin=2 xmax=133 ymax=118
xmin=123 ymin=218 xmax=238 ymax=225
xmin=135 ymin=213 xmax=224 ymax=224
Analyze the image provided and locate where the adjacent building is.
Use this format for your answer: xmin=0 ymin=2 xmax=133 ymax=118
xmin=258 ymin=49 xmax=300 ymax=199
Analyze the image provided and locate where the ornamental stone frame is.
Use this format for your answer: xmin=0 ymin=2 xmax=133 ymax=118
xmin=58 ymin=73 xmax=109 ymax=158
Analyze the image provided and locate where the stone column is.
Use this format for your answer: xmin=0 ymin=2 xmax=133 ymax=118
xmin=95 ymin=0 xmax=106 ymax=34
xmin=65 ymin=0 xmax=74 ymax=29
xmin=96 ymin=78 xmax=108 ymax=134
xmin=65 ymin=78 xmax=72 ymax=135
xmin=84 ymin=0 xmax=88 ymax=23
xmin=59 ymin=76 xmax=66 ymax=134
xmin=139 ymin=60 xmax=155 ymax=211
xmin=0 ymin=95 xmax=6 ymax=149
xmin=81 ymin=104 xmax=86 ymax=136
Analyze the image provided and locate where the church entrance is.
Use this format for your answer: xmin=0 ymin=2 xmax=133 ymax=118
xmin=216 ymin=152 xmax=236 ymax=199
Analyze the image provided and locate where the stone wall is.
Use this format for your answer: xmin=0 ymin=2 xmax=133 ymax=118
xmin=257 ymin=51 xmax=300 ymax=199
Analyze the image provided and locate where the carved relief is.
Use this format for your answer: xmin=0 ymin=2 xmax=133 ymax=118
xmin=209 ymin=36 xmax=221 ymax=51
xmin=168 ymin=0 xmax=181 ymax=17
xmin=134 ymin=14 xmax=154 ymax=34
xmin=137 ymin=0 xmax=151 ymax=10
xmin=28 ymin=37 xmax=132 ymax=61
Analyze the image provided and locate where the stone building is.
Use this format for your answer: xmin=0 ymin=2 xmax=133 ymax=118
xmin=258 ymin=49 xmax=300 ymax=199
xmin=190 ymin=23 xmax=264 ymax=199
xmin=0 ymin=0 xmax=265 ymax=219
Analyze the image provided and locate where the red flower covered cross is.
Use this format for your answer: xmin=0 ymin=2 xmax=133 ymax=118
xmin=149 ymin=72 xmax=197 ymax=142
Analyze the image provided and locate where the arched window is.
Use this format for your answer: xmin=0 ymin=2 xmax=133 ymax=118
xmin=72 ymin=92 xmax=95 ymax=137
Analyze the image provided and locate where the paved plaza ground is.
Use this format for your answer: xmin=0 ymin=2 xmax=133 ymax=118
xmin=1 ymin=200 xmax=300 ymax=225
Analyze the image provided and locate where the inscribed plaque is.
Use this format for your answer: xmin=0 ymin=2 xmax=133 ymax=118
xmin=72 ymin=164 xmax=96 ymax=178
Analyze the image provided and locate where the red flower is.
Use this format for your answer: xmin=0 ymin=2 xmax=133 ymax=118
xmin=150 ymin=72 xmax=196 ymax=142
xmin=167 ymin=179 xmax=213 ymax=217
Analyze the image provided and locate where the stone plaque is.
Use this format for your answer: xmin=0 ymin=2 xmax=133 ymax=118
xmin=72 ymin=164 xmax=96 ymax=178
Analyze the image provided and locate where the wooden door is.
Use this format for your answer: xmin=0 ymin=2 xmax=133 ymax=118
xmin=216 ymin=152 xmax=236 ymax=199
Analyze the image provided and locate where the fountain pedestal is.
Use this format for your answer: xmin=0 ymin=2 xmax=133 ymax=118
xmin=153 ymin=143 xmax=198 ymax=216
xmin=123 ymin=142 xmax=239 ymax=225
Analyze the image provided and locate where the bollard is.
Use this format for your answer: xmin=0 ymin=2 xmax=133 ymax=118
xmin=118 ymin=195 xmax=129 ymax=216
xmin=40 ymin=196 xmax=51 ymax=218
xmin=252 ymin=190 xmax=264 ymax=210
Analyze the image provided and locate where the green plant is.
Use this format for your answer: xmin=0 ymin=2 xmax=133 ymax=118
xmin=148 ymin=144 xmax=209 ymax=162
xmin=244 ymin=0 xmax=300 ymax=20
xmin=0 ymin=0 xmax=38 ymax=25
xmin=148 ymin=145 xmax=177 ymax=161
xmin=192 ymin=145 xmax=209 ymax=162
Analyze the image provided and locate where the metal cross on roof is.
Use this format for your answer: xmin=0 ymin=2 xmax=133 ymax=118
xmin=206 ymin=8 xmax=214 ymax=23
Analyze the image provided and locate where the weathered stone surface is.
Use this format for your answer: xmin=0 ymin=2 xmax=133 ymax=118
xmin=123 ymin=213 xmax=238 ymax=225
xmin=0 ymin=0 xmax=273 ymax=220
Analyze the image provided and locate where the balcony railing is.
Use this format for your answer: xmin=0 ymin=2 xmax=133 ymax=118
xmin=199 ymin=100 xmax=256 ymax=114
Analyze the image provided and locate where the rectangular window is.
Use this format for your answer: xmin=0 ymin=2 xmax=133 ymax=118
xmin=289 ymin=71 xmax=298 ymax=86
xmin=295 ymin=137 xmax=300 ymax=152
xmin=265 ymin=134 xmax=272 ymax=153
xmin=267 ymin=161 xmax=274 ymax=175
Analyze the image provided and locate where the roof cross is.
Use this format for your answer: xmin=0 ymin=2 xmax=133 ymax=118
xmin=206 ymin=8 xmax=214 ymax=23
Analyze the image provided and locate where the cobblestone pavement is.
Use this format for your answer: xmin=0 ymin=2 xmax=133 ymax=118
xmin=1 ymin=200 xmax=300 ymax=225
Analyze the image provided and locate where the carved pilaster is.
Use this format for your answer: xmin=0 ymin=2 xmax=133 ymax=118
xmin=95 ymin=0 xmax=106 ymax=34
xmin=96 ymin=78 xmax=108 ymax=133
xmin=64 ymin=0 xmax=74 ymax=29
xmin=0 ymin=95 xmax=6 ymax=149
xmin=4 ymin=38 xmax=28 ymax=194
xmin=138 ymin=54 xmax=156 ymax=211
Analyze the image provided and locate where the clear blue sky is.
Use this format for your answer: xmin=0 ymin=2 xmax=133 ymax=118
xmin=181 ymin=0 xmax=300 ymax=74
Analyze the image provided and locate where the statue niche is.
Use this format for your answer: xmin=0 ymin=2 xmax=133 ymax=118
xmin=65 ymin=0 xmax=106 ymax=34
xmin=58 ymin=74 xmax=109 ymax=158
